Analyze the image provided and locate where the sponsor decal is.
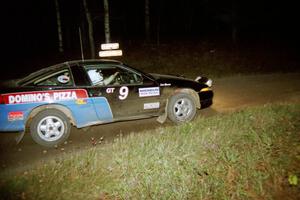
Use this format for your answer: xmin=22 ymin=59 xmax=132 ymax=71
xmin=139 ymin=87 xmax=160 ymax=97
xmin=75 ymin=99 xmax=87 ymax=105
xmin=160 ymin=83 xmax=171 ymax=87
xmin=57 ymin=75 xmax=70 ymax=84
xmin=8 ymin=111 xmax=24 ymax=121
xmin=144 ymin=102 xmax=160 ymax=110
xmin=3 ymin=89 xmax=88 ymax=105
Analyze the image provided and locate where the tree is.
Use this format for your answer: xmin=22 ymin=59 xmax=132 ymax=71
xmin=103 ymin=0 xmax=111 ymax=43
xmin=156 ymin=0 xmax=164 ymax=46
xmin=205 ymin=0 xmax=239 ymax=45
xmin=230 ymin=0 xmax=238 ymax=45
xmin=83 ymin=0 xmax=96 ymax=58
xmin=54 ymin=0 xmax=63 ymax=53
xmin=145 ymin=0 xmax=150 ymax=43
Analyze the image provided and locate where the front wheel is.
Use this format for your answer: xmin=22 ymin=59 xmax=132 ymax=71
xmin=29 ymin=109 xmax=71 ymax=147
xmin=167 ymin=93 xmax=197 ymax=124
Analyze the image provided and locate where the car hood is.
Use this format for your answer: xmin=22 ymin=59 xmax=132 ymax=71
xmin=150 ymin=73 xmax=190 ymax=81
xmin=149 ymin=73 xmax=209 ymax=89
xmin=150 ymin=73 xmax=208 ymax=84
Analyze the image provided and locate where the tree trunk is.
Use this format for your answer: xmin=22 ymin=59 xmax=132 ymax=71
xmin=231 ymin=0 xmax=238 ymax=45
xmin=54 ymin=0 xmax=63 ymax=53
xmin=185 ymin=0 xmax=194 ymax=35
xmin=103 ymin=0 xmax=111 ymax=43
xmin=145 ymin=0 xmax=150 ymax=43
xmin=83 ymin=0 xmax=95 ymax=58
xmin=156 ymin=0 xmax=164 ymax=46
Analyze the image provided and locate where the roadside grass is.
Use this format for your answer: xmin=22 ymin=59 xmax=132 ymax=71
xmin=1 ymin=103 xmax=299 ymax=200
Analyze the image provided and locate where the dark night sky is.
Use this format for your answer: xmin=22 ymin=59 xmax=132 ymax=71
xmin=1 ymin=0 xmax=299 ymax=79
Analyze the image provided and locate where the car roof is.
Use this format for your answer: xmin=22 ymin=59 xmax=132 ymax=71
xmin=18 ymin=59 xmax=123 ymax=85
xmin=66 ymin=59 xmax=122 ymax=66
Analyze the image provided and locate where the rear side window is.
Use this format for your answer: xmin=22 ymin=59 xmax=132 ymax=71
xmin=31 ymin=69 xmax=73 ymax=86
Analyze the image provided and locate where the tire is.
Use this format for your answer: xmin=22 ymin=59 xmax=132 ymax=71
xmin=167 ymin=93 xmax=197 ymax=124
xmin=29 ymin=109 xmax=71 ymax=147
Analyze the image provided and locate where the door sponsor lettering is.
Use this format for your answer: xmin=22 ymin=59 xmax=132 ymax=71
xmin=160 ymin=83 xmax=171 ymax=87
xmin=139 ymin=87 xmax=160 ymax=97
xmin=143 ymin=102 xmax=160 ymax=110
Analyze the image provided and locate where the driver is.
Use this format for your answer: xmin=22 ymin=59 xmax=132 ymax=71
xmin=103 ymin=71 xmax=119 ymax=85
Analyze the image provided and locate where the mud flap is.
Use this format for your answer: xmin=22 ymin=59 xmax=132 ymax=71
xmin=15 ymin=131 xmax=25 ymax=144
xmin=157 ymin=100 xmax=168 ymax=124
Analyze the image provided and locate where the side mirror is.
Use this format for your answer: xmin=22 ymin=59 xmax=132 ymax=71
xmin=142 ymin=75 xmax=155 ymax=85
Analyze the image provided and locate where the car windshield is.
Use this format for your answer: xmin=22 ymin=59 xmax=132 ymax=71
xmin=122 ymin=64 xmax=155 ymax=80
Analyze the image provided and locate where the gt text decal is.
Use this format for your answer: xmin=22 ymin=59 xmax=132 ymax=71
xmin=139 ymin=87 xmax=160 ymax=97
xmin=3 ymin=89 xmax=88 ymax=104
xmin=106 ymin=88 xmax=116 ymax=94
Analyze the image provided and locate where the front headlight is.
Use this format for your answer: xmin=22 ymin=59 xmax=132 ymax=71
xmin=206 ymin=79 xmax=213 ymax=87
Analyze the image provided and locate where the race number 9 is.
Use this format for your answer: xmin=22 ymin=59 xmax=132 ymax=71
xmin=119 ymin=86 xmax=129 ymax=100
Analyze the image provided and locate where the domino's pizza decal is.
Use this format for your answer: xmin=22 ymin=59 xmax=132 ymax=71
xmin=2 ymin=89 xmax=88 ymax=105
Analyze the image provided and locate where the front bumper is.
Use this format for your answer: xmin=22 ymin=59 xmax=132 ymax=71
xmin=198 ymin=90 xmax=213 ymax=109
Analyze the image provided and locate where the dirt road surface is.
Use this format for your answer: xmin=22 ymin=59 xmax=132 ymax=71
xmin=1 ymin=73 xmax=300 ymax=173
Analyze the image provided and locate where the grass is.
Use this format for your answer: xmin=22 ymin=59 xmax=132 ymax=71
xmin=0 ymin=103 xmax=300 ymax=200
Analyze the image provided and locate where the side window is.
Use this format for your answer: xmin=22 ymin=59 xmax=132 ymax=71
xmin=33 ymin=69 xmax=73 ymax=86
xmin=86 ymin=67 xmax=112 ymax=86
xmin=87 ymin=69 xmax=103 ymax=85
xmin=117 ymin=68 xmax=143 ymax=85
xmin=85 ymin=65 xmax=143 ymax=86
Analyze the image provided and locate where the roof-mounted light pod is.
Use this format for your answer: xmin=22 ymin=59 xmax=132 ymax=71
xmin=99 ymin=43 xmax=123 ymax=57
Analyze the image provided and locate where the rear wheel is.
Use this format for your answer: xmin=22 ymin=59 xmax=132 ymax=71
xmin=29 ymin=109 xmax=70 ymax=147
xmin=167 ymin=93 xmax=197 ymax=124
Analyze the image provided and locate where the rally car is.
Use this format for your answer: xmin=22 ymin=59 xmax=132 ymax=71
xmin=0 ymin=59 xmax=213 ymax=147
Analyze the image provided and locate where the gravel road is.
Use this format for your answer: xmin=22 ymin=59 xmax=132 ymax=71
xmin=1 ymin=73 xmax=299 ymax=172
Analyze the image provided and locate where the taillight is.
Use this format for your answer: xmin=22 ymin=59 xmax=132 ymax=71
xmin=0 ymin=94 xmax=3 ymax=104
xmin=0 ymin=94 xmax=7 ymax=104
